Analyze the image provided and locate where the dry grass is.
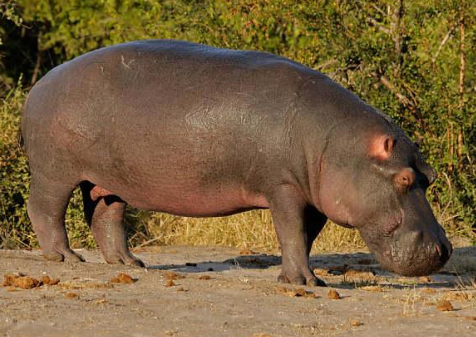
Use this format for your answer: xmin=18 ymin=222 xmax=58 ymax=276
xmin=123 ymin=199 xmax=470 ymax=254
xmin=127 ymin=209 xmax=366 ymax=253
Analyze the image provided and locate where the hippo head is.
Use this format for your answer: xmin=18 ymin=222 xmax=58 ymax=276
xmin=317 ymin=120 xmax=452 ymax=276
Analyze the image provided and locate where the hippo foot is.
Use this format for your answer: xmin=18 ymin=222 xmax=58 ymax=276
xmin=278 ymin=272 xmax=327 ymax=287
xmin=43 ymin=248 xmax=85 ymax=263
xmin=103 ymin=252 xmax=146 ymax=268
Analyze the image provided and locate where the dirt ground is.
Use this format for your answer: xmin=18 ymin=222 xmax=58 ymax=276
xmin=0 ymin=246 xmax=475 ymax=337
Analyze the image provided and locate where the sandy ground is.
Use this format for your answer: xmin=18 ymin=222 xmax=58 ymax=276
xmin=0 ymin=246 xmax=475 ymax=337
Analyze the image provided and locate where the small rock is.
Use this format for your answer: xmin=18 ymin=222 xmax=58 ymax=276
xmin=350 ymin=320 xmax=363 ymax=327
xmin=198 ymin=275 xmax=211 ymax=280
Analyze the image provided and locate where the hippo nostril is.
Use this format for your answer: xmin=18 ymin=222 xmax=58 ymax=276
xmin=435 ymin=243 xmax=450 ymax=261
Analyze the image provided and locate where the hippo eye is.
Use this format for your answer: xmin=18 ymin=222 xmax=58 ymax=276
xmin=394 ymin=168 xmax=415 ymax=193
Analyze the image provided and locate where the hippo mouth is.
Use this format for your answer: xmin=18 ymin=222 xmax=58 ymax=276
xmin=372 ymin=242 xmax=451 ymax=277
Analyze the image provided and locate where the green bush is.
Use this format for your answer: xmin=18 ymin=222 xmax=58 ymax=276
xmin=0 ymin=85 xmax=30 ymax=248
xmin=0 ymin=0 xmax=474 ymax=248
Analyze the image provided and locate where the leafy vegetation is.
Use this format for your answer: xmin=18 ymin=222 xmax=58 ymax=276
xmin=1 ymin=0 xmax=474 ymax=249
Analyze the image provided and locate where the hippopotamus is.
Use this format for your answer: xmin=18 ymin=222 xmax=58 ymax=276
xmin=22 ymin=40 xmax=452 ymax=286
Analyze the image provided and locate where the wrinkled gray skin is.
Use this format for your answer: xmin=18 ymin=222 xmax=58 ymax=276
xmin=22 ymin=40 xmax=452 ymax=286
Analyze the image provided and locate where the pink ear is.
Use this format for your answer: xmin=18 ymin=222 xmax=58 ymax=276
xmin=368 ymin=134 xmax=395 ymax=161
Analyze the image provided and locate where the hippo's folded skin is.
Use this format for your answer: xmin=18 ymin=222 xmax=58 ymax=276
xmin=22 ymin=40 xmax=452 ymax=285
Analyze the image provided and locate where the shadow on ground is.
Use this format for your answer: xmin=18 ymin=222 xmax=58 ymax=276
xmin=147 ymin=246 xmax=475 ymax=289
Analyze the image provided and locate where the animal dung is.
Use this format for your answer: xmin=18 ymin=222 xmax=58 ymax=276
xmin=109 ymin=273 xmax=136 ymax=284
xmin=2 ymin=274 xmax=60 ymax=289
xmin=436 ymin=300 xmax=454 ymax=312
xmin=9 ymin=276 xmax=39 ymax=289
xmin=164 ymin=271 xmax=185 ymax=281
xmin=65 ymin=292 xmax=80 ymax=300
xmin=276 ymin=286 xmax=317 ymax=298
xmin=327 ymin=289 xmax=341 ymax=300
xmin=41 ymin=275 xmax=60 ymax=286
xmin=343 ymin=269 xmax=377 ymax=283
xmin=165 ymin=280 xmax=176 ymax=287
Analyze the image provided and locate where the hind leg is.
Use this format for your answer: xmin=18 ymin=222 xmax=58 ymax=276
xmin=27 ymin=175 xmax=84 ymax=262
xmin=80 ymin=182 xmax=145 ymax=267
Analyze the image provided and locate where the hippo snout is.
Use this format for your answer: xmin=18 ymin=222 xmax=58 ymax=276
xmin=370 ymin=226 xmax=453 ymax=277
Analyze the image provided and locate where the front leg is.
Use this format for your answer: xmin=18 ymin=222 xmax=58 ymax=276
xmin=269 ymin=184 xmax=327 ymax=287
